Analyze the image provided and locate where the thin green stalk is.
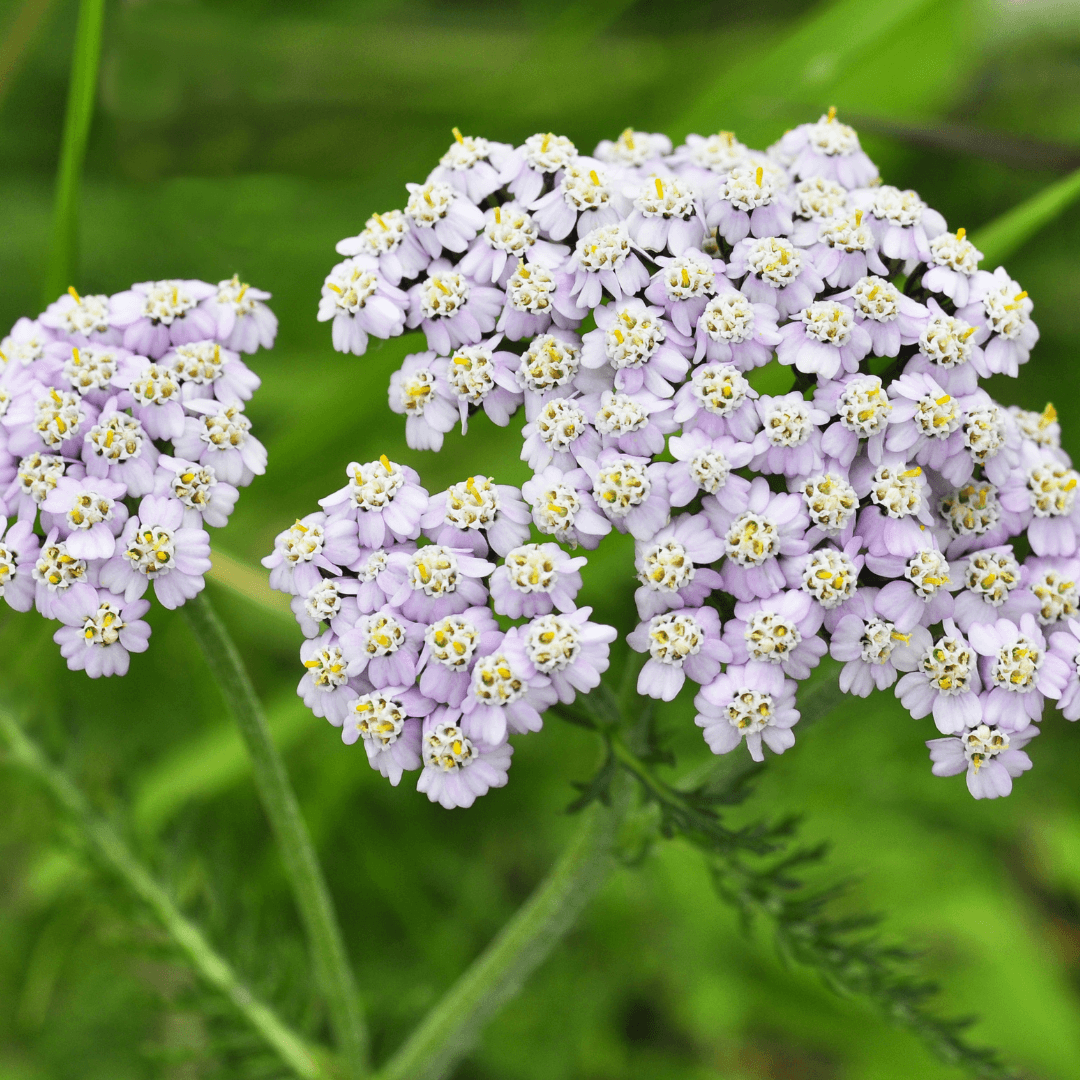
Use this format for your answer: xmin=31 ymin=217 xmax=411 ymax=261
xmin=972 ymin=165 xmax=1080 ymax=266
xmin=376 ymin=785 xmax=628 ymax=1080
xmin=182 ymin=591 xmax=369 ymax=1078
xmin=43 ymin=0 xmax=105 ymax=305
xmin=0 ymin=708 xmax=327 ymax=1080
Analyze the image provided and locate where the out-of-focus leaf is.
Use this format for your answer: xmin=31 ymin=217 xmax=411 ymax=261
xmin=132 ymin=693 xmax=313 ymax=837
xmin=972 ymin=166 xmax=1080 ymax=266
xmin=851 ymin=114 xmax=1080 ymax=172
xmin=672 ymin=0 xmax=945 ymax=142
xmin=208 ymin=544 xmax=293 ymax=622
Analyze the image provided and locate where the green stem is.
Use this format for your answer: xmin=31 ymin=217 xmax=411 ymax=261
xmin=0 ymin=709 xmax=327 ymax=1080
xmin=43 ymin=0 xmax=105 ymax=305
xmin=182 ymin=591 xmax=369 ymax=1078
xmin=376 ymin=784 xmax=629 ymax=1080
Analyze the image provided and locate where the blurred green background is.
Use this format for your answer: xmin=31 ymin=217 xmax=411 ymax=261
xmin=2 ymin=0 xmax=1080 ymax=1076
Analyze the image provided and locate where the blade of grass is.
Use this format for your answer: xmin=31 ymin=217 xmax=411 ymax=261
xmin=0 ymin=707 xmax=330 ymax=1080
xmin=209 ymin=545 xmax=294 ymax=623
xmin=671 ymin=0 xmax=938 ymax=141
xmin=972 ymin=166 xmax=1080 ymax=267
xmin=182 ymin=591 xmax=370 ymax=1078
xmin=43 ymin=0 xmax=105 ymax=305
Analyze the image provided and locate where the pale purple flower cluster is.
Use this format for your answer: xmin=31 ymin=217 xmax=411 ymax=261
xmin=0 ymin=277 xmax=275 ymax=676
xmin=320 ymin=113 xmax=1074 ymax=801
xmin=266 ymin=457 xmax=617 ymax=809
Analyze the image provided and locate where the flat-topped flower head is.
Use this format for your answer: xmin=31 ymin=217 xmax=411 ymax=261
xmin=109 ymin=278 xmax=217 ymax=359
xmin=521 ymin=466 xmax=611 ymax=550
xmin=417 ymin=713 xmax=512 ymax=809
xmin=42 ymin=286 xmax=114 ymax=340
xmin=695 ymin=662 xmax=800 ymax=762
xmin=530 ymin=159 xmax=620 ymax=241
xmin=32 ymin=388 xmax=87 ymax=452
xmin=707 ymin=164 xmax=792 ymax=245
xmin=627 ymin=175 xmax=705 ymax=254
xmin=628 ymin=605 xmax=728 ymax=701
xmin=504 ymin=133 xmax=578 ymax=205
xmin=0 ymin=318 xmax=48 ymax=367
xmin=563 ymin=222 xmax=649 ymax=308
xmin=672 ymin=362 xmax=757 ymax=441
xmin=0 ymin=518 xmax=38 ymax=614
xmin=730 ymin=235 xmax=823 ymax=317
xmin=778 ymin=299 xmax=870 ymax=379
xmin=792 ymin=544 xmax=861 ymax=614
xmin=403 ymin=180 xmax=485 ymax=258
xmin=84 ymin=409 xmax=157 ymax=496
xmin=41 ymin=475 xmax=126 ymax=561
xmin=670 ymin=131 xmax=749 ymax=183
xmin=52 ymin=584 xmax=150 ymax=678
xmin=928 ymin=722 xmax=1036 ymax=799
xmin=383 ymin=543 xmax=494 ymax=622
xmin=32 ymin=532 xmax=87 ymax=615
xmin=1026 ymin=558 xmax=1080 ymax=625
xmin=791 ymin=177 xmax=848 ymax=242
xmin=428 ymin=129 xmax=511 ymax=203
xmin=62 ymin=345 xmax=120 ymax=397
xmin=644 ymin=248 xmax=725 ymax=335
xmin=896 ymin=620 xmax=982 ymax=733
xmin=174 ymin=400 xmax=267 ymax=487
xmin=924 ymin=228 xmax=983 ymax=306
xmin=343 ymin=689 xmax=425 ymax=786
xmin=8 ymin=453 xmax=67 ymax=513
xmin=210 ymin=274 xmax=278 ymax=353
xmin=584 ymin=449 xmax=671 ymax=541
xmin=319 ymin=258 xmax=408 ymax=356
xmin=774 ymin=109 xmax=878 ymax=187
xmin=594 ymin=127 xmax=672 ymax=170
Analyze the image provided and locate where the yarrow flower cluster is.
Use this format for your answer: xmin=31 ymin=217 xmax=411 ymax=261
xmin=266 ymin=457 xmax=617 ymax=808
xmin=0 ymin=276 xmax=276 ymax=675
xmin=315 ymin=111 xmax=1076 ymax=802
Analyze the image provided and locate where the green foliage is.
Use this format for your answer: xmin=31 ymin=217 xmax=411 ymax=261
xmin=4 ymin=1 xmax=1080 ymax=1078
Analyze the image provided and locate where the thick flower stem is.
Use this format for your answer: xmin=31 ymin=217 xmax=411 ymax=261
xmin=376 ymin=784 xmax=629 ymax=1080
xmin=182 ymin=591 xmax=369 ymax=1078
xmin=0 ymin=708 xmax=327 ymax=1080
xmin=44 ymin=0 xmax=106 ymax=304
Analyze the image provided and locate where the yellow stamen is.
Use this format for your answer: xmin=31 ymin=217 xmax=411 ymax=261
xmin=655 ymin=177 xmax=664 ymax=200
xmin=374 ymin=212 xmax=388 ymax=230
xmin=452 ymin=126 xmax=464 ymax=144
xmin=621 ymin=127 xmax=635 ymax=149
xmin=755 ymin=166 xmax=763 ymax=187
xmin=67 ymin=285 xmax=81 ymax=304
xmin=936 ymin=394 xmax=951 ymax=405
xmin=327 ymin=283 xmax=342 ymax=294
xmin=380 ymin=454 xmax=391 ymax=471
xmin=956 ymin=227 xmax=966 ymax=240
xmin=589 ymin=170 xmax=600 ymax=186
xmin=494 ymin=206 xmax=501 ymax=224
xmin=680 ymin=268 xmax=690 ymax=288
xmin=1041 ymin=403 xmax=1058 ymax=427
xmin=1014 ymin=291 xmax=1028 ymax=301
xmin=855 ymin=209 xmax=863 ymax=226
xmin=960 ymin=327 xmax=976 ymax=340
xmin=901 ymin=466 xmax=922 ymax=478
xmin=827 ymin=106 xmax=837 ymax=123
xmin=541 ymin=133 xmax=551 ymax=152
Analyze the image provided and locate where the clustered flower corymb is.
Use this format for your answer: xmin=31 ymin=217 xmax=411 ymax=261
xmin=266 ymin=457 xmax=617 ymax=809
xmin=317 ymin=109 xmax=1077 ymax=802
xmin=0 ymin=278 xmax=276 ymax=676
